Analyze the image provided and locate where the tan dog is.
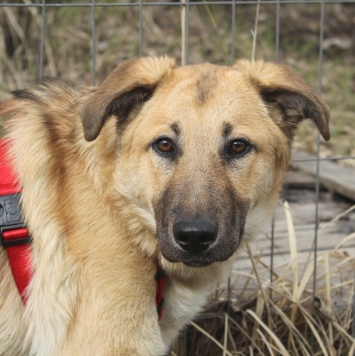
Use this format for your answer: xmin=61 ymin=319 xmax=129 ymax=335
xmin=0 ymin=57 xmax=330 ymax=355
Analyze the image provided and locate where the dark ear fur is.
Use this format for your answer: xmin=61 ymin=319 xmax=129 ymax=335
xmin=94 ymin=86 xmax=154 ymax=138
xmin=104 ymin=86 xmax=153 ymax=121
xmin=260 ymin=88 xmax=330 ymax=141
xmin=235 ymin=60 xmax=330 ymax=141
xmin=81 ymin=56 xmax=176 ymax=141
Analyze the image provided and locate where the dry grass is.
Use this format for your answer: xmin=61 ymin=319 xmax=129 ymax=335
xmin=172 ymin=202 xmax=355 ymax=355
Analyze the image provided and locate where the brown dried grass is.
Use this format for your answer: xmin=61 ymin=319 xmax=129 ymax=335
xmin=172 ymin=203 xmax=355 ymax=355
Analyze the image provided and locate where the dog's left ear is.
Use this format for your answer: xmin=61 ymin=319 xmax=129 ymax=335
xmin=81 ymin=56 xmax=176 ymax=141
xmin=234 ymin=60 xmax=330 ymax=141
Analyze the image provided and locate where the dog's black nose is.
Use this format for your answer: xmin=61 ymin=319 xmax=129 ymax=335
xmin=173 ymin=219 xmax=218 ymax=254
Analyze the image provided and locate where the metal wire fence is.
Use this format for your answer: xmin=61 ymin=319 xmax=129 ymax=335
xmin=0 ymin=0 xmax=354 ymax=354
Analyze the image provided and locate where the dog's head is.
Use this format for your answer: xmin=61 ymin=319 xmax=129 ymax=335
xmin=81 ymin=57 xmax=330 ymax=268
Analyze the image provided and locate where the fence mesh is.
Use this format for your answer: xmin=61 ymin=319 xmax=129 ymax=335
xmin=0 ymin=1 xmax=354 ymax=354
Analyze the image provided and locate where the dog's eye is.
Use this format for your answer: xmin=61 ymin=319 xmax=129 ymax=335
xmin=153 ymin=138 xmax=175 ymax=155
xmin=226 ymin=139 xmax=251 ymax=158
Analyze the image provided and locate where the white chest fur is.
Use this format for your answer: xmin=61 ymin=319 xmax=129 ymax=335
xmin=158 ymin=276 xmax=214 ymax=350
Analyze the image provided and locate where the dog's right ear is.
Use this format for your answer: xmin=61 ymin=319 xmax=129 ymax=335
xmin=234 ymin=59 xmax=330 ymax=141
xmin=81 ymin=56 xmax=176 ymax=142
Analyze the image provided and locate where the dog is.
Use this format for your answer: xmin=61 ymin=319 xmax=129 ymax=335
xmin=0 ymin=57 xmax=330 ymax=355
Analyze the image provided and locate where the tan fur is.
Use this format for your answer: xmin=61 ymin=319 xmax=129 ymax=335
xmin=0 ymin=57 xmax=330 ymax=355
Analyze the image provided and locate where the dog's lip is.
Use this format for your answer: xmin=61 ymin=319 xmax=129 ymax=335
xmin=182 ymin=259 xmax=212 ymax=267
xmin=163 ymin=255 xmax=213 ymax=267
xmin=161 ymin=251 xmax=212 ymax=267
xmin=161 ymin=250 xmax=228 ymax=267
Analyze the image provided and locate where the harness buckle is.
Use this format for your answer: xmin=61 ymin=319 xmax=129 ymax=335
xmin=0 ymin=193 xmax=29 ymax=248
xmin=0 ymin=224 xmax=30 ymax=248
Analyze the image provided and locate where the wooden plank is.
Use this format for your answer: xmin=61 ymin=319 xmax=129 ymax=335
xmin=229 ymin=245 xmax=355 ymax=298
xmin=292 ymin=151 xmax=355 ymax=201
xmin=245 ymin=229 xmax=355 ymax=257
xmin=284 ymin=169 xmax=316 ymax=188
xmin=232 ymin=247 xmax=355 ymax=278
xmin=274 ymin=200 xmax=351 ymax=225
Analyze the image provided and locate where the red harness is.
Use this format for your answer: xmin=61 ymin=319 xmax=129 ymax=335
xmin=0 ymin=138 xmax=165 ymax=318
xmin=0 ymin=139 xmax=31 ymax=303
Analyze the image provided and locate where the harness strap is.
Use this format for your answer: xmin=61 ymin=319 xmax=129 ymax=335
xmin=155 ymin=264 xmax=166 ymax=320
xmin=2 ymin=229 xmax=31 ymax=302
xmin=0 ymin=139 xmax=31 ymax=303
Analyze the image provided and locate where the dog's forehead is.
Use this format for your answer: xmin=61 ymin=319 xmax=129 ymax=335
xmin=173 ymin=63 xmax=223 ymax=83
xmin=149 ymin=64 xmax=268 ymax=129
xmin=168 ymin=63 xmax=240 ymax=94
xmin=158 ymin=64 xmax=261 ymax=109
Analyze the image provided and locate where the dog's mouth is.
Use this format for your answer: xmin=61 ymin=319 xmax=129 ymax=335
xmin=159 ymin=240 xmax=240 ymax=267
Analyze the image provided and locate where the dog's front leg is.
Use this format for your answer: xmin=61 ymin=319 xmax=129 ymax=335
xmin=58 ymin=257 xmax=166 ymax=356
